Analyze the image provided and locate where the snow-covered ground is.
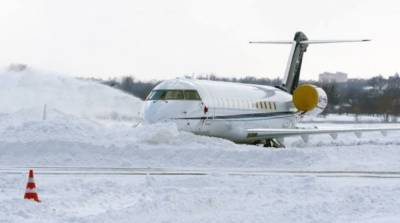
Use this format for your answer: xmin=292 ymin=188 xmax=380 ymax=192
xmin=2 ymin=174 xmax=400 ymax=223
xmin=1 ymin=69 xmax=400 ymax=222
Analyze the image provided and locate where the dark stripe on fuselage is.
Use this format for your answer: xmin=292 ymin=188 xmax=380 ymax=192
xmin=176 ymin=111 xmax=297 ymax=120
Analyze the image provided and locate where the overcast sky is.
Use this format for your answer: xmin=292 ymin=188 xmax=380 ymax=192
xmin=0 ymin=0 xmax=399 ymax=80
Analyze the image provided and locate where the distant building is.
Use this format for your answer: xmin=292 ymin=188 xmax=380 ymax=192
xmin=7 ymin=63 xmax=28 ymax=72
xmin=319 ymin=72 xmax=348 ymax=83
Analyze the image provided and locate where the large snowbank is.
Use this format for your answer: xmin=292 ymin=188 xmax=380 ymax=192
xmin=0 ymin=68 xmax=142 ymax=122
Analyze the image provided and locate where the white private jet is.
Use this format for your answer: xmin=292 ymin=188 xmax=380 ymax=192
xmin=142 ymin=31 xmax=400 ymax=147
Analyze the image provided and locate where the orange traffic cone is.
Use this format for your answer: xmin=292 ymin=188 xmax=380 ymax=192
xmin=24 ymin=169 xmax=40 ymax=202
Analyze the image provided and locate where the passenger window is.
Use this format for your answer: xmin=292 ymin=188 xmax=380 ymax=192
xmin=242 ymin=100 xmax=247 ymax=109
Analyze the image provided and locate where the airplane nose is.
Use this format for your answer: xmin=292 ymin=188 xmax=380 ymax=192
xmin=143 ymin=101 xmax=169 ymax=124
xmin=143 ymin=104 xmax=158 ymax=123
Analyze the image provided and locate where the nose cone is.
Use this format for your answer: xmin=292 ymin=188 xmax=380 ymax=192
xmin=143 ymin=100 xmax=192 ymax=125
xmin=143 ymin=101 xmax=181 ymax=124
xmin=143 ymin=101 xmax=163 ymax=123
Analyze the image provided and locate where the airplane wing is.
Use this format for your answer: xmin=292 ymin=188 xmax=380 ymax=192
xmin=247 ymin=126 xmax=400 ymax=142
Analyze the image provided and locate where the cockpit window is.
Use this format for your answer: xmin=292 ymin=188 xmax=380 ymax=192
xmin=146 ymin=90 xmax=183 ymax=100
xmin=183 ymin=90 xmax=201 ymax=100
xmin=146 ymin=90 xmax=201 ymax=101
xmin=164 ymin=90 xmax=184 ymax=100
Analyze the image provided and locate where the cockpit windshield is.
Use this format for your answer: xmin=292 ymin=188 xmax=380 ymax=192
xmin=146 ymin=90 xmax=201 ymax=101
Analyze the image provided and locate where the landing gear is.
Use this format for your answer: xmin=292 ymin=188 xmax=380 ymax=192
xmin=264 ymin=138 xmax=285 ymax=148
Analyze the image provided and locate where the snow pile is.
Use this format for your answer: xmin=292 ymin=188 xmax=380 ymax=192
xmin=0 ymin=68 xmax=143 ymax=122
xmin=0 ymin=108 xmax=102 ymax=143
xmin=1 ymin=115 xmax=400 ymax=171
xmin=0 ymin=107 xmax=234 ymax=147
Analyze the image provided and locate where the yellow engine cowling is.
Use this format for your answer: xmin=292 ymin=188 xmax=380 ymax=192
xmin=292 ymin=84 xmax=328 ymax=115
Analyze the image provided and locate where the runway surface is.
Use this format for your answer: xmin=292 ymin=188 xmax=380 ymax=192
xmin=2 ymin=166 xmax=400 ymax=179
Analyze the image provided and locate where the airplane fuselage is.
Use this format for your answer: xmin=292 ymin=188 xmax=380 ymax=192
xmin=142 ymin=78 xmax=299 ymax=143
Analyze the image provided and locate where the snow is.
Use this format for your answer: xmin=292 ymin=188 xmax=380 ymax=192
xmin=1 ymin=69 xmax=400 ymax=222
xmin=2 ymin=174 xmax=400 ymax=223
xmin=0 ymin=68 xmax=142 ymax=123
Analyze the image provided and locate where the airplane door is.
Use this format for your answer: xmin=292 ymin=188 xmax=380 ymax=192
xmin=197 ymin=99 xmax=215 ymax=134
xmin=185 ymin=101 xmax=211 ymax=134
xmin=196 ymin=102 xmax=209 ymax=133
xmin=185 ymin=89 xmax=214 ymax=134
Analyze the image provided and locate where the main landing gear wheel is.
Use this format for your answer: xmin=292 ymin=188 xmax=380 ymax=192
xmin=264 ymin=138 xmax=285 ymax=148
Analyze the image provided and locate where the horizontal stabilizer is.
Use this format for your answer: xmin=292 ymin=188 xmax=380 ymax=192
xmin=249 ymin=39 xmax=370 ymax=45
xmin=249 ymin=41 xmax=294 ymax=44
xmin=301 ymin=39 xmax=371 ymax=44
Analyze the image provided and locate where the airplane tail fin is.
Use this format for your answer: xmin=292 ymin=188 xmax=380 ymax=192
xmin=250 ymin=32 xmax=370 ymax=94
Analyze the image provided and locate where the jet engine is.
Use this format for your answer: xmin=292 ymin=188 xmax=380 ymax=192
xmin=292 ymin=84 xmax=328 ymax=115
